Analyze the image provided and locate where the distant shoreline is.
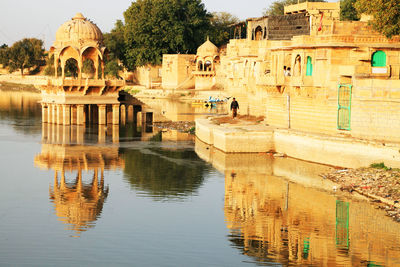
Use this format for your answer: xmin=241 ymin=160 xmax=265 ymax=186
xmin=0 ymin=81 xmax=39 ymax=93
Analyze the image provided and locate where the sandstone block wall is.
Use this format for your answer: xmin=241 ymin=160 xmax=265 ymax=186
xmin=268 ymin=14 xmax=310 ymax=40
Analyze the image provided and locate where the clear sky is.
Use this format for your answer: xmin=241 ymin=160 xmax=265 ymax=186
xmin=0 ymin=0 xmax=336 ymax=49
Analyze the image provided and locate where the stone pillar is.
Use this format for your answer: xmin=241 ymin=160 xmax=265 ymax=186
xmin=41 ymin=104 xmax=48 ymax=123
xmin=63 ymin=105 xmax=71 ymax=125
xmin=120 ymin=105 xmax=126 ymax=125
xmin=77 ymin=105 xmax=85 ymax=125
xmin=112 ymin=104 xmax=120 ymax=125
xmin=98 ymin=104 xmax=107 ymax=125
xmin=56 ymin=105 xmax=63 ymax=125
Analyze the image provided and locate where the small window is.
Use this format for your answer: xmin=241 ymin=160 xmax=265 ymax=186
xmin=371 ymin=51 xmax=386 ymax=67
xmin=306 ymin=56 xmax=313 ymax=76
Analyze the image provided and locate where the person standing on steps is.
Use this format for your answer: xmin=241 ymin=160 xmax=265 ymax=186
xmin=230 ymin=97 xmax=239 ymax=118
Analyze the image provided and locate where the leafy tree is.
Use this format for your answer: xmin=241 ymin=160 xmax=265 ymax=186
xmin=1 ymin=38 xmax=44 ymax=75
xmin=355 ymin=0 xmax=400 ymax=38
xmin=104 ymin=20 xmax=126 ymax=64
xmin=123 ymin=0 xmax=211 ymax=70
xmin=64 ymin=58 xmax=78 ymax=78
xmin=0 ymin=44 xmax=8 ymax=67
xmin=340 ymin=0 xmax=359 ymax=21
xmin=207 ymin=12 xmax=239 ymax=47
xmin=104 ymin=59 xmax=123 ymax=79
xmin=82 ymin=59 xmax=95 ymax=77
xmin=263 ymin=0 xmax=326 ymax=16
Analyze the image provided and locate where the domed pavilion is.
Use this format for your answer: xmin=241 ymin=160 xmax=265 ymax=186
xmin=40 ymin=13 xmax=125 ymax=126
xmin=194 ymin=37 xmax=220 ymax=89
xmin=51 ymin=12 xmax=106 ymax=80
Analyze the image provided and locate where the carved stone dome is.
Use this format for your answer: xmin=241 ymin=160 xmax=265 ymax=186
xmin=197 ymin=37 xmax=219 ymax=57
xmin=54 ymin=13 xmax=103 ymax=47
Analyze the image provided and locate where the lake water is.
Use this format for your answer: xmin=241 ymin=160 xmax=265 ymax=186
xmin=1 ymin=91 xmax=400 ymax=266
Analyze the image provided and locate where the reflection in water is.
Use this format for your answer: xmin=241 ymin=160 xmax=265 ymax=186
xmin=0 ymin=90 xmax=41 ymax=134
xmin=122 ymin=147 xmax=209 ymax=201
xmin=35 ymin=124 xmax=124 ymax=236
xmin=195 ymin=138 xmax=400 ymax=266
xmin=49 ymin=168 xmax=109 ymax=235
xmin=137 ymin=98 xmax=228 ymax=122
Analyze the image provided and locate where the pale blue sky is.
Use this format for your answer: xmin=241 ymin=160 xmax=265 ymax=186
xmin=0 ymin=0 xmax=337 ymax=49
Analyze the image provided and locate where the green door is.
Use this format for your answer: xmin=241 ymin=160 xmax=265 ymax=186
xmin=337 ymin=84 xmax=352 ymax=130
xmin=306 ymin=56 xmax=313 ymax=76
xmin=371 ymin=50 xmax=386 ymax=67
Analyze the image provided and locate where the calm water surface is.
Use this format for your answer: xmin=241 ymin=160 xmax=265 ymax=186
xmin=0 ymin=91 xmax=400 ymax=266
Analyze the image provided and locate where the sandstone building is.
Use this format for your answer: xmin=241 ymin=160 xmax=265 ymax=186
xmin=163 ymin=1 xmax=400 ymax=144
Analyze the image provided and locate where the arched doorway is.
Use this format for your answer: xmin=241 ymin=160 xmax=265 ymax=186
xmin=255 ymin=26 xmax=263 ymax=41
xmin=64 ymin=58 xmax=79 ymax=78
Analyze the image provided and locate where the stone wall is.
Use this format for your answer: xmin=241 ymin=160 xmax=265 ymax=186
xmin=161 ymin=54 xmax=195 ymax=89
xmin=268 ymin=13 xmax=310 ymax=40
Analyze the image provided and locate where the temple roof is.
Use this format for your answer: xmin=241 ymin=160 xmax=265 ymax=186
xmin=197 ymin=37 xmax=219 ymax=57
xmin=54 ymin=13 xmax=103 ymax=48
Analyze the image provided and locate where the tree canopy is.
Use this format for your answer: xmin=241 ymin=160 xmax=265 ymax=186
xmin=208 ymin=12 xmax=240 ymax=47
xmin=0 ymin=38 xmax=44 ymax=75
xmin=123 ymin=0 xmax=211 ymax=70
xmin=263 ymin=0 xmax=326 ymax=16
xmin=355 ymin=0 xmax=400 ymax=38
xmin=340 ymin=0 xmax=359 ymax=21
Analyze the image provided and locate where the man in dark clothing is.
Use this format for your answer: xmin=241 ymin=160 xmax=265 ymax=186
xmin=230 ymin=97 xmax=239 ymax=118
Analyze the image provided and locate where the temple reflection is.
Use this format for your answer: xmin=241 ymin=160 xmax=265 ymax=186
xmin=195 ymin=138 xmax=400 ymax=266
xmin=34 ymin=124 xmax=124 ymax=236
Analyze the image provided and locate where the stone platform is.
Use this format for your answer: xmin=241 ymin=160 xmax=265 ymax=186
xmin=195 ymin=118 xmax=400 ymax=168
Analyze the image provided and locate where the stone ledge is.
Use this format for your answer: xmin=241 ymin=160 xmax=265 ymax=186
xmin=195 ymin=118 xmax=400 ymax=168
xmin=195 ymin=118 xmax=274 ymax=153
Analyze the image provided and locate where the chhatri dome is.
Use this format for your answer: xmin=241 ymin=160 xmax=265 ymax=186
xmin=54 ymin=13 xmax=104 ymax=48
xmin=196 ymin=37 xmax=219 ymax=57
xmin=50 ymin=13 xmax=107 ymax=80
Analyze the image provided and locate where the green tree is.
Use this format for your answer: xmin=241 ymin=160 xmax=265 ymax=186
xmin=355 ymin=0 xmax=400 ymax=38
xmin=341 ymin=0 xmax=359 ymax=21
xmin=82 ymin=59 xmax=95 ymax=77
xmin=0 ymin=44 xmax=9 ymax=67
xmin=123 ymin=0 xmax=211 ymax=70
xmin=64 ymin=58 xmax=78 ymax=78
xmin=2 ymin=38 xmax=44 ymax=75
xmin=207 ymin=12 xmax=239 ymax=47
xmin=104 ymin=20 xmax=126 ymax=63
xmin=105 ymin=59 xmax=123 ymax=79
xmin=263 ymin=0 xmax=326 ymax=16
